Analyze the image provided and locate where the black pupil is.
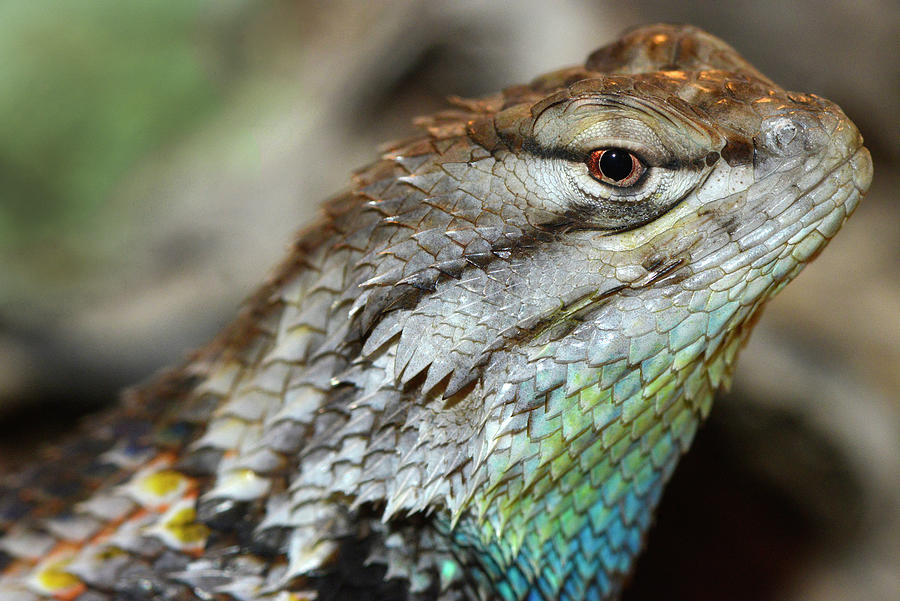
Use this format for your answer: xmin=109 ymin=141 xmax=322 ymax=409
xmin=599 ymin=150 xmax=633 ymax=181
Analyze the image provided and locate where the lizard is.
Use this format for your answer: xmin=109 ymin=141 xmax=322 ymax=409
xmin=0 ymin=23 xmax=873 ymax=601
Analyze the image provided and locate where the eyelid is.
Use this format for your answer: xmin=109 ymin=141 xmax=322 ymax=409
xmin=565 ymin=115 xmax=669 ymax=160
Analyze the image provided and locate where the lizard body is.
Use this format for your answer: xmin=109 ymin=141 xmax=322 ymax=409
xmin=0 ymin=24 xmax=872 ymax=601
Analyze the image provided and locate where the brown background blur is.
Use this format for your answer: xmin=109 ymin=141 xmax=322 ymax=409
xmin=0 ymin=2 xmax=897 ymax=600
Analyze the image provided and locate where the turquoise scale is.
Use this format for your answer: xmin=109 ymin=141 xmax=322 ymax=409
xmin=444 ymin=352 xmax=704 ymax=601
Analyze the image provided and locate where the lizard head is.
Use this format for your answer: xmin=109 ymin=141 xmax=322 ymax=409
xmin=467 ymin=24 xmax=873 ymax=304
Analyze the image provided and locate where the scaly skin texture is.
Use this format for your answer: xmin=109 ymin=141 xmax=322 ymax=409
xmin=0 ymin=24 xmax=873 ymax=601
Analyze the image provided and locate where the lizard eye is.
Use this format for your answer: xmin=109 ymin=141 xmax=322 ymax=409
xmin=529 ymin=102 xmax=716 ymax=228
xmin=586 ymin=148 xmax=645 ymax=186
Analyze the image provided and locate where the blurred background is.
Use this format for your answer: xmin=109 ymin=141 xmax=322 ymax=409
xmin=0 ymin=1 xmax=897 ymax=599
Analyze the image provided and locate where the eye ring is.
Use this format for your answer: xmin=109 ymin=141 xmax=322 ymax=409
xmin=586 ymin=148 xmax=645 ymax=187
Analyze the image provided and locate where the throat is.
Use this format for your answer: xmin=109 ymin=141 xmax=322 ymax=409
xmin=444 ymin=390 xmax=707 ymax=601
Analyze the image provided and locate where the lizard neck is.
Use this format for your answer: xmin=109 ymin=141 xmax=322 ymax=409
xmin=446 ymin=331 xmax=750 ymax=600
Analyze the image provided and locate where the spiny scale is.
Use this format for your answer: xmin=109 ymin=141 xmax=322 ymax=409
xmin=0 ymin=24 xmax=872 ymax=601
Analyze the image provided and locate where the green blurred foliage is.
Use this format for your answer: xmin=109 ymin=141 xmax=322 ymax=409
xmin=0 ymin=0 xmax=222 ymax=249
